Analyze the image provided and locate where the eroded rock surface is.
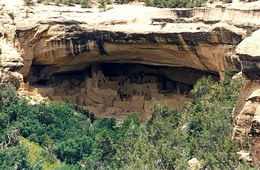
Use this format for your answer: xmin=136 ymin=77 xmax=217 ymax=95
xmin=233 ymin=83 xmax=260 ymax=166
xmin=0 ymin=38 xmax=23 ymax=87
xmin=236 ymin=29 xmax=260 ymax=80
xmin=0 ymin=0 xmax=260 ymax=166
xmin=233 ymin=30 xmax=260 ymax=168
xmin=0 ymin=1 xmax=245 ymax=121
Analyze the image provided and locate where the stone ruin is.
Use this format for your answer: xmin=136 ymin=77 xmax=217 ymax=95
xmin=20 ymin=63 xmax=218 ymax=121
xmin=77 ymin=64 xmax=192 ymax=120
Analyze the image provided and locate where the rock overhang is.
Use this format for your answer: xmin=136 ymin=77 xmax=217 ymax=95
xmin=14 ymin=2 xmax=259 ymax=79
xmin=16 ymin=23 xmax=244 ymax=81
xmin=236 ymin=29 xmax=260 ymax=80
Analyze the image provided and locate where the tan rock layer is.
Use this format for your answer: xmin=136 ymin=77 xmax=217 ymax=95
xmin=17 ymin=23 xmax=243 ymax=80
xmin=232 ymin=81 xmax=260 ymax=168
xmin=1 ymin=0 xmax=260 ymax=166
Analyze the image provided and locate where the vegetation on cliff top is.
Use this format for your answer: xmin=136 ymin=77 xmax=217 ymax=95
xmin=145 ymin=0 xmax=207 ymax=8
xmin=24 ymin=0 xmax=92 ymax=8
xmin=0 ymin=68 xmax=254 ymax=169
xmin=27 ymin=0 xmax=209 ymax=9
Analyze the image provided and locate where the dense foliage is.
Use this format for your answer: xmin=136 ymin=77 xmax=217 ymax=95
xmin=31 ymin=0 xmax=209 ymax=8
xmin=32 ymin=0 xmax=92 ymax=8
xmin=0 ymin=69 xmax=253 ymax=169
xmin=145 ymin=0 xmax=207 ymax=8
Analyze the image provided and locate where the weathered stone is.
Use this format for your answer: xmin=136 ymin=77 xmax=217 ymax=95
xmin=236 ymin=30 xmax=260 ymax=58
xmin=0 ymin=38 xmax=23 ymax=87
xmin=251 ymin=106 xmax=260 ymax=167
xmin=233 ymin=81 xmax=260 ymax=168
xmin=12 ymin=2 xmax=260 ymax=79
xmin=87 ymin=91 xmax=104 ymax=104
xmin=188 ymin=158 xmax=202 ymax=170
xmin=0 ymin=0 xmax=259 ymax=166
xmin=236 ymin=30 xmax=260 ymax=80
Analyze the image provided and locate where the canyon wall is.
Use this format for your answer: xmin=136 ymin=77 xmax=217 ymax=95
xmin=0 ymin=0 xmax=260 ymax=167
xmin=233 ymin=29 xmax=260 ymax=167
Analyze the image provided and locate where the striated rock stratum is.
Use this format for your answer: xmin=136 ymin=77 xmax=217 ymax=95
xmin=0 ymin=0 xmax=260 ymax=167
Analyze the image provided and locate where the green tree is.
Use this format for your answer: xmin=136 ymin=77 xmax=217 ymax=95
xmin=0 ymin=146 xmax=42 ymax=169
xmin=114 ymin=106 xmax=188 ymax=169
xmin=0 ymin=70 xmax=249 ymax=169
xmin=185 ymin=69 xmax=244 ymax=169
xmin=56 ymin=136 xmax=93 ymax=164
xmin=94 ymin=130 xmax=115 ymax=163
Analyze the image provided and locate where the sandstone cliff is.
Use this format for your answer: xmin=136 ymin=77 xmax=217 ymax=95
xmin=233 ymin=29 xmax=260 ymax=167
xmin=0 ymin=0 xmax=260 ymax=167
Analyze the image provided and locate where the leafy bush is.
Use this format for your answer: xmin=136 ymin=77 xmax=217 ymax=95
xmin=0 ymin=145 xmax=42 ymax=169
xmin=0 ymin=83 xmax=19 ymax=129
xmin=56 ymin=136 xmax=93 ymax=164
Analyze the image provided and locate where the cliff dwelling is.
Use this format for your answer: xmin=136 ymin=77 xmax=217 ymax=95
xmin=13 ymin=4 xmax=246 ymax=121
xmin=1 ymin=0 xmax=260 ymax=168
xmin=24 ymin=63 xmax=219 ymax=121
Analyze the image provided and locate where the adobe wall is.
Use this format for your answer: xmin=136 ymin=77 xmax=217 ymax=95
xmin=22 ymin=63 xmax=215 ymax=121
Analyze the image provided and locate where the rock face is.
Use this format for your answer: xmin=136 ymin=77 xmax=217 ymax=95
xmin=0 ymin=39 xmax=23 ymax=87
xmin=251 ymin=106 xmax=260 ymax=166
xmin=0 ymin=0 xmax=260 ymax=166
xmin=232 ymin=82 xmax=260 ymax=165
xmin=233 ymin=29 xmax=260 ymax=167
xmin=0 ymin=0 xmax=24 ymax=87
xmin=18 ymin=23 xmax=243 ymax=80
xmin=7 ymin=1 xmax=250 ymax=121
xmin=236 ymin=29 xmax=260 ymax=80
xmin=14 ymin=2 xmax=260 ymax=80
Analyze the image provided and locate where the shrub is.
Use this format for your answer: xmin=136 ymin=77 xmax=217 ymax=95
xmin=43 ymin=0 xmax=51 ymax=5
xmin=245 ymin=27 xmax=253 ymax=36
xmin=73 ymin=0 xmax=82 ymax=4
xmin=160 ymin=22 xmax=167 ymax=29
xmin=56 ymin=136 xmax=93 ymax=164
xmin=8 ymin=12 xmax=15 ymax=21
xmin=0 ymin=146 xmax=37 ymax=169
xmin=24 ymin=0 xmax=34 ymax=5
xmin=36 ymin=0 xmax=93 ymax=8
xmin=145 ymin=0 xmax=207 ymax=8
xmin=225 ymin=0 xmax=232 ymax=3
xmin=62 ymin=0 xmax=69 ymax=5
xmin=98 ymin=0 xmax=106 ymax=9
xmin=55 ymin=0 xmax=61 ymax=5
xmin=80 ymin=0 xmax=91 ymax=8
